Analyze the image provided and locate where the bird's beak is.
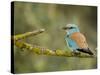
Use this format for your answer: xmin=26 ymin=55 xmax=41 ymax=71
xmin=62 ymin=27 xmax=69 ymax=30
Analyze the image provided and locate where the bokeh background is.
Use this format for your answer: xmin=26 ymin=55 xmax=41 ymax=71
xmin=13 ymin=1 xmax=97 ymax=73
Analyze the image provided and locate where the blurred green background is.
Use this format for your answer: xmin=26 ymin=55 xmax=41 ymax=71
xmin=13 ymin=1 xmax=97 ymax=73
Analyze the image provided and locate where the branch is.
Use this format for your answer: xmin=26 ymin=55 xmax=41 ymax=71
xmin=14 ymin=40 xmax=95 ymax=57
xmin=13 ymin=29 xmax=96 ymax=57
xmin=12 ymin=29 xmax=45 ymax=41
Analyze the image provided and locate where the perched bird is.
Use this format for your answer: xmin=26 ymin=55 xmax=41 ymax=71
xmin=62 ymin=24 xmax=93 ymax=55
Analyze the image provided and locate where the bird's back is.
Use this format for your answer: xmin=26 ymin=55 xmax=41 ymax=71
xmin=70 ymin=32 xmax=88 ymax=49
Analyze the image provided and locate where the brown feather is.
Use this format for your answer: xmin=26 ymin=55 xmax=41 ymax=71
xmin=70 ymin=32 xmax=88 ymax=49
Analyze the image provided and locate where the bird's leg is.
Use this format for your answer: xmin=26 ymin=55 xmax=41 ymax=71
xmin=72 ymin=50 xmax=80 ymax=56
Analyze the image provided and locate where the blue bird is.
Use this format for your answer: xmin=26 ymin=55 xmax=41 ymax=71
xmin=62 ymin=24 xmax=93 ymax=55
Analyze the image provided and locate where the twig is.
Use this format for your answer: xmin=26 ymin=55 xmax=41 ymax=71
xmin=12 ymin=29 xmax=45 ymax=41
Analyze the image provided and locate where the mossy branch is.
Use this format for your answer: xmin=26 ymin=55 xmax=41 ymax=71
xmin=13 ymin=29 xmax=95 ymax=57
xmin=12 ymin=29 xmax=45 ymax=41
xmin=14 ymin=40 xmax=94 ymax=57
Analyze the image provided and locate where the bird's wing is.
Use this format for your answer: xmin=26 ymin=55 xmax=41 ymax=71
xmin=70 ymin=32 xmax=88 ymax=49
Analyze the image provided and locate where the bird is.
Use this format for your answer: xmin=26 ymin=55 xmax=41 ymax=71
xmin=62 ymin=24 xmax=93 ymax=55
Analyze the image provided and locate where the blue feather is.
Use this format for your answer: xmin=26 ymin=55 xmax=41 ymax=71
xmin=65 ymin=34 xmax=79 ymax=51
xmin=65 ymin=24 xmax=80 ymax=51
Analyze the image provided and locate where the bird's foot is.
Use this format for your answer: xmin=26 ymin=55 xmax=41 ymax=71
xmin=72 ymin=51 xmax=80 ymax=56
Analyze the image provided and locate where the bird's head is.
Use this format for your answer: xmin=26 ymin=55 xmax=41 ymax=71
xmin=62 ymin=24 xmax=80 ymax=34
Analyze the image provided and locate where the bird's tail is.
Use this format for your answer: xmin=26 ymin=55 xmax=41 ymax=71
xmin=77 ymin=48 xmax=94 ymax=55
